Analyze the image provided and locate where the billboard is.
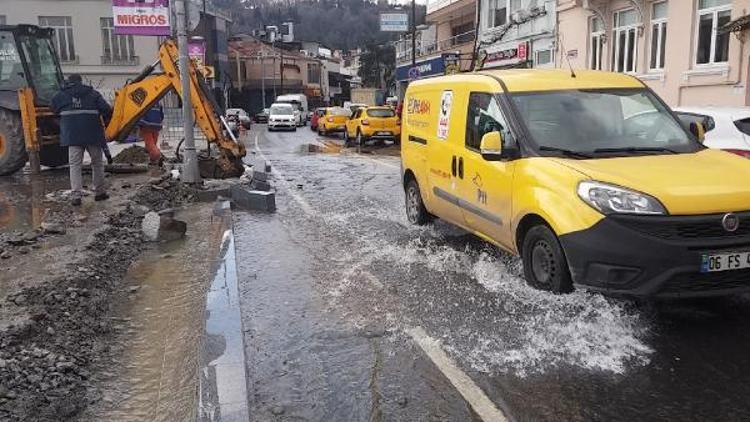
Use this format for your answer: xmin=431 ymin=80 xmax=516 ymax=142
xmin=112 ymin=0 xmax=171 ymax=36
xmin=188 ymin=40 xmax=206 ymax=66
xmin=380 ymin=13 xmax=409 ymax=32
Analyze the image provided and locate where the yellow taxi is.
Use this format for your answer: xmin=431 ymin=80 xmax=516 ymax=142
xmin=344 ymin=106 xmax=401 ymax=147
xmin=344 ymin=106 xmax=401 ymax=146
xmin=317 ymin=107 xmax=350 ymax=136
xmin=401 ymin=69 xmax=750 ymax=298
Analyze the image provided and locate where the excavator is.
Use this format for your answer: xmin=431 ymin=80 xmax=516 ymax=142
xmin=0 ymin=24 xmax=246 ymax=178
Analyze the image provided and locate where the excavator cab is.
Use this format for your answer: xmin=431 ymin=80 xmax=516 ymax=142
xmin=0 ymin=24 xmax=67 ymax=175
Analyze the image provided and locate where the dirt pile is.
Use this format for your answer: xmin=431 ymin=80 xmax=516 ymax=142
xmin=0 ymin=180 xmax=196 ymax=421
xmin=112 ymin=145 xmax=149 ymax=164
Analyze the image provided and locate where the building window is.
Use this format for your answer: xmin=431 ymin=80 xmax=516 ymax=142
xmin=535 ymin=50 xmax=552 ymax=66
xmin=38 ymin=16 xmax=75 ymax=62
xmin=100 ymin=18 xmax=136 ymax=65
xmin=488 ymin=0 xmax=509 ymax=28
xmin=589 ymin=17 xmax=605 ymax=70
xmin=307 ymin=63 xmax=321 ymax=84
xmin=612 ymin=9 xmax=638 ymax=73
xmin=696 ymin=0 xmax=731 ymax=65
xmin=649 ymin=2 xmax=668 ymax=70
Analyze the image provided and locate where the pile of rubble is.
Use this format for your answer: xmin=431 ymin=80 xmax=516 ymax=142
xmin=0 ymin=179 xmax=194 ymax=421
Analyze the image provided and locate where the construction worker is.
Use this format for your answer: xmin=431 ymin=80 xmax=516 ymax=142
xmin=138 ymin=103 xmax=164 ymax=166
xmin=51 ymin=74 xmax=112 ymax=206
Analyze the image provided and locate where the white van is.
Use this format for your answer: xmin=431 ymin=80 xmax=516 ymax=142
xmin=275 ymin=94 xmax=308 ymax=126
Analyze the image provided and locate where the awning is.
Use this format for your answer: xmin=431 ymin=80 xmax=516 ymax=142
xmin=720 ymin=14 xmax=750 ymax=34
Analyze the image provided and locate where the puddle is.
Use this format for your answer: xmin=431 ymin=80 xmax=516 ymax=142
xmin=0 ymin=171 xmax=69 ymax=231
xmin=299 ymin=141 xmax=342 ymax=154
xmin=87 ymin=203 xmax=220 ymax=422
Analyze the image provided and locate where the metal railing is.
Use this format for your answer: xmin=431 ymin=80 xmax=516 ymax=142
xmin=395 ymin=30 xmax=475 ymax=64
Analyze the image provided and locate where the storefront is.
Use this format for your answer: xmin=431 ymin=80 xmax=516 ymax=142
xmin=396 ymin=52 xmax=461 ymax=98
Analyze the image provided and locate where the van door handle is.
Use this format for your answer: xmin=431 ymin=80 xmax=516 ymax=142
xmin=451 ymin=156 xmax=457 ymax=177
xmin=458 ymin=157 xmax=464 ymax=179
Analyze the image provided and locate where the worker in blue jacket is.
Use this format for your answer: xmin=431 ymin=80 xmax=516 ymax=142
xmin=51 ymin=74 xmax=113 ymax=206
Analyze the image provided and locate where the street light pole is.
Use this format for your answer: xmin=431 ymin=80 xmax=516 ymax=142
xmin=411 ymin=0 xmax=416 ymax=70
xmin=174 ymin=0 xmax=200 ymax=184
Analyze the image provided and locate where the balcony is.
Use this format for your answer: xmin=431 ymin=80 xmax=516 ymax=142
xmin=396 ymin=30 xmax=475 ymax=65
xmin=427 ymin=0 xmax=474 ymax=15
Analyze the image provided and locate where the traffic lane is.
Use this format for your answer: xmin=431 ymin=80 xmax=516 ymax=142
xmin=233 ymin=155 xmax=480 ymax=420
xmin=252 ymin=127 xmax=750 ymax=421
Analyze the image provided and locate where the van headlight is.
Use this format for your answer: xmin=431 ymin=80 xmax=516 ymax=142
xmin=577 ymin=181 xmax=666 ymax=215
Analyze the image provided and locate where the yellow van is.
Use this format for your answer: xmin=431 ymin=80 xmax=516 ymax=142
xmin=401 ymin=69 xmax=750 ymax=298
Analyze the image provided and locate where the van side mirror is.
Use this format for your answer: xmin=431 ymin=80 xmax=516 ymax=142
xmin=690 ymin=121 xmax=706 ymax=143
xmin=480 ymin=132 xmax=504 ymax=161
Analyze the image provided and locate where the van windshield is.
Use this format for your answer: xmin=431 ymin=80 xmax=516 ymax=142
xmin=511 ymin=89 xmax=700 ymax=157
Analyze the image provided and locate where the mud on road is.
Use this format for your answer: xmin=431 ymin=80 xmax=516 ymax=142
xmin=0 ymin=173 xmax=198 ymax=422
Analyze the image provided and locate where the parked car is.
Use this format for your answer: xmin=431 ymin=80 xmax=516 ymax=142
xmin=402 ymin=69 xmax=750 ymax=298
xmin=344 ymin=106 xmax=400 ymax=147
xmin=673 ymin=107 xmax=750 ymax=158
xmin=276 ymin=94 xmax=308 ymax=126
xmin=254 ymin=108 xmax=270 ymax=123
xmin=317 ymin=107 xmax=350 ymax=136
xmin=267 ymin=103 xmax=297 ymax=131
xmin=310 ymin=107 xmax=326 ymax=131
xmin=225 ymin=108 xmax=252 ymax=129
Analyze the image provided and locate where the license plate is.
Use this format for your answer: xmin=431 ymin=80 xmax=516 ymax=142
xmin=377 ymin=131 xmax=392 ymax=136
xmin=701 ymin=251 xmax=750 ymax=272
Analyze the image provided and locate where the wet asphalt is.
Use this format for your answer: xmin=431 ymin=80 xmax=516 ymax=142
xmin=235 ymin=126 xmax=750 ymax=422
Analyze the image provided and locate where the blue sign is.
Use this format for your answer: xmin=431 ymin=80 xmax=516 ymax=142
xmin=408 ymin=67 xmax=421 ymax=80
xmin=396 ymin=55 xmax=446 ymax=81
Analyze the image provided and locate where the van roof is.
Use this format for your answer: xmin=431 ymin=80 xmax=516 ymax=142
xmin=410 ymin=69 xmax=644 ymax=93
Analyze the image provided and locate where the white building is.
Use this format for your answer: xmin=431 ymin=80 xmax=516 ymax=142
xmin=477 ymin=0 xmax=557 ymax=69
xmin=1 ymin=0 xmax=231 ymax=99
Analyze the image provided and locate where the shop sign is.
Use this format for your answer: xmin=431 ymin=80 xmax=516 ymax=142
xmin=443 ymin=52 xmax=460 ymax=75
xmin=478 ymin=41 xmax=530 ymax=69
xmin=112 ymin=0 xmax=171 ymax=36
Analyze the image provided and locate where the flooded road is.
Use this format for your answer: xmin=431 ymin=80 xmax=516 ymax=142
xmin=236 ymin=126 xmax=750 ymax=421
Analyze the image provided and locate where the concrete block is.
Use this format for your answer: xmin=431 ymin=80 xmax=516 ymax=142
xmin=194 ymin=186 xmax=231 ymax=202
xmin=230 ymin=185 xmax=276 ymax=212
xmin=253 ymin=170 xmax=268 ymax=182
xmin=142 ymin=211 xmax=187 ymax=242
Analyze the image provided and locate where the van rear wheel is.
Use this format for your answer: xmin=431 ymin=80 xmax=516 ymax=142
xmin=521 ymin=225 xmax=573 ymax=293
xmin=405 ymin=178 xmax=430 ymax=225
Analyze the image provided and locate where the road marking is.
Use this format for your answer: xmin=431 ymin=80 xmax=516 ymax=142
xmin=256 ymin=131 xmax=508 ymax=422
xmin=406 ymin=327 xmax=508 ymax=422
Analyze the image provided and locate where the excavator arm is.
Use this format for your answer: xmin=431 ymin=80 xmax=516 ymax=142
xmin=105 ymin=39 xmax=246 ymax=177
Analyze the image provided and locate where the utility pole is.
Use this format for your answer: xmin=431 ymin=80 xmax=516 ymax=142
xmin=260 ymin=52 xmax=266 ymax=109
xmin=174 ymin=0 xmax=200 ymax=184
xmin=411 ymin=0 xmax=416 ymax=70
xmin=280 ymin=49 xmax=284 ymax=96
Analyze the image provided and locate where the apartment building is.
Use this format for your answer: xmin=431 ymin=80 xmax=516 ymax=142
xmin=558 ymin=0 xmax=750 ymax=106
xmin=477 ymin=0 xmax=556 ymax=69
xmin=395 ymin=0 xmax=477 ymax=91
xmin=1 ymin=0 xmax=231 ymax=99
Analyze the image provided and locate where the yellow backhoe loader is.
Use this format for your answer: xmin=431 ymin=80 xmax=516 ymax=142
xmin=0 ymin=24 xmax=245 ymax=178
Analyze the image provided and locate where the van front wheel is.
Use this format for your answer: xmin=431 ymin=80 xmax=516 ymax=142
xmin=405 ymin=178 xmax=430 ymax=225
xmin=521 ymin=225 xmax=573 ymax=293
